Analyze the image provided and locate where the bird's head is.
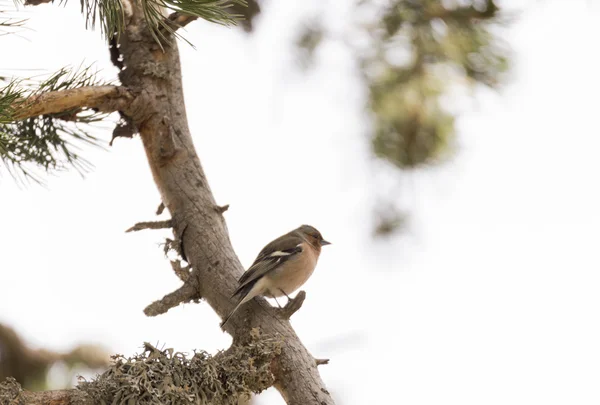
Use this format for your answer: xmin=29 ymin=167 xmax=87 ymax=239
xmin=297 ymin=225 xmax=331 ymax=249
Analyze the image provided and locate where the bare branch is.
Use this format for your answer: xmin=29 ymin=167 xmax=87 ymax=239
xmin=156 ymin=202 xmax=166 ymax=215
xmin=125 ymin=219 xmax=173 ymax=233
xmin=281 ymin=290 xmax=306 ymax=319
xmin=23 ymin=0 xmax=52 ymax=5
xmin=0 ymin=378 xmax=91 ymax=404
xmin=214 ymin=204 xmax=229 ymax=214
xmin=315 ymin=358 xmax=330 ymax=366
xmin=144 ymin=283 xmax=199 ymax=316
xmin=11 ymin=86 xmax=133 ymax=121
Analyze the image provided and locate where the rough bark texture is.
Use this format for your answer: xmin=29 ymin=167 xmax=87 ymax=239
xmin=114 ymin=4 xmax=334 ymax=405
xmin=14 ymin=390 xmax=91 ymax=405
xmin=12 ymin=86 xmax=132 ymax=120
xmin=0 ymin=378 xmax=92 ymax=405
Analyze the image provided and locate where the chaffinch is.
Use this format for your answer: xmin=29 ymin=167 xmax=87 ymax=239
xmin=220 ymin=225 xmax=330 ymax=328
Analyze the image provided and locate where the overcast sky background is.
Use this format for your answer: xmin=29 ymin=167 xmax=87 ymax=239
xmin=2 ymin=0 xmax=600 ymax=404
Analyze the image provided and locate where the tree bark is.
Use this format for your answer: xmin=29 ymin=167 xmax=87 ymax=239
xmin=11 ymin=86 xmax=132 ymax=120
xmin=114 ymin=4 xmax=335 ymax=405
xmin=14 ymin=389 xmax=91 ymax=405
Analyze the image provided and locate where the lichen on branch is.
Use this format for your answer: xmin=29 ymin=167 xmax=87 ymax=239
xmin=78 ymin=339 xmax=280 ymax=404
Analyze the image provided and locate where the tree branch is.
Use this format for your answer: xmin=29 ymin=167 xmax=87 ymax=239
xmin=23 ymin=0 xmax=52 ymax=5
xmin=10 ymin=86 xmax=133 ymax=121
xmin=125 ymin=219 xmax=173 ymax=232
xmin=112 ymin=3 xmax=334 ymax=404
xmin=156 ymin=202 xmax=166 ymax=215
xmin=144 ymin=282 xmax=199 ymax=316
xmin=1 ymin=337 xmax=276 ymax=404
xmin=281 ymin=290 xmax=306 ymax=319
xmin=0 ymin=378 xmax=91 ymax=405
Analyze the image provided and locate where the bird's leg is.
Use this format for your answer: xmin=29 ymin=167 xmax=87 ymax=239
xmin=280 ymin=290 xmax=306 ymax=319
xmin=273 ymin=296 xmax=283 ymax=308
xmin=279 ymin=289 xmax=292 ymax=305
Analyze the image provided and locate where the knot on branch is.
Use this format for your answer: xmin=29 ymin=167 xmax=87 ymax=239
xmin=110 ymin=113 xmax=137 ymax=146
xmin=78 ymin=338 xmax=280 ymax=405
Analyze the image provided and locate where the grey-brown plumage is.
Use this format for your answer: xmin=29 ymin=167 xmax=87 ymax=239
xmin=220 ymin=225 xmax=330 ymax=328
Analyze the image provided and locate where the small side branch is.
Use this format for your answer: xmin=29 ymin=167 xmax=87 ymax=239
xmin=11 ymin=86 xmax=133 ymax=121
xmin=144 ymin=283 xmax=199 ymax=316
xmin=315 ymin=358 xmax=330 ymax=366
xmin=163 ymin=12 xmax=198 ymax=33
xmin=281 ymin=290 xmax=306 ymax=319
xmin=156 ymin=202 xmax=165 ymax=215
xmin=126 ymin=219 xmax=173 ymax=233
xmin=214 ymin=204 xmax=229 ymax=214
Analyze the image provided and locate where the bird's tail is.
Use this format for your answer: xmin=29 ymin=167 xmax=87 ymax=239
xmin=221 ymin=281 xmax=261 ymax=329
xmin=220 ymin=298 xmax=244 ymax=329
xmin=220 ymin=283 xmax=255 ymax=329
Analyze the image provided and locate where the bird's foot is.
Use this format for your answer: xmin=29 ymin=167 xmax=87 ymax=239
xmin=280 ymin=290 xmax=306 ymax=319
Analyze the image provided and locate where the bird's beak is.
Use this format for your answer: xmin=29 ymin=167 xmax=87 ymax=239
xmin=320 ymin=239 xmax=331 ymax=246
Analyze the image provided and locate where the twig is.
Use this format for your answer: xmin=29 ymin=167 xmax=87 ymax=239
xmin=126 ymin=219 xmax=173 ymax=233
xmin=144 ymin=283 xmax=199 ymax=317
xmin=156 ymin=202 xmax=165 ymax=215
xmin=281 ymin=290 xmax=306 ymax=319
xmin=315 ymin=358 xmax=330 ymax=366
xmin=215 ymin=204 xmax=229 ymax=214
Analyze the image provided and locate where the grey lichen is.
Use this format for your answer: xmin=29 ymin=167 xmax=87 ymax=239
xmin=0 ymin=377 xmax=22 ymax=404
xmin=78 ymin=336 xmax=280 ymax=405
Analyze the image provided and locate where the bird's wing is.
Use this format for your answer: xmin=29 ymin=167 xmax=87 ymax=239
xmin=234 ymin=233 xmax=304 ymax=296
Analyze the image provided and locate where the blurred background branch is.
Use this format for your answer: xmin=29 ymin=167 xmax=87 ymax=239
xmin=0 ymin=323 xmax=109 ymax=391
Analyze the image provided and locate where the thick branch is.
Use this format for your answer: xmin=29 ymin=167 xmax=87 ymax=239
xmin=23 ymin=0 xmax=52 ymax=5
xmin=11 ymin=86 xmax=133 ymax=121
xmin=115 ymin=5 xmax=335 ymax=404
xmin=18 ymin=390 xmax=91 ymax=404
xmin=0 ymin=378 xmax=91 ymax=405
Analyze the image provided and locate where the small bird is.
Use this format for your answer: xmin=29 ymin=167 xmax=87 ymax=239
xmin=220 ymin=224 xmax=330 ymax=328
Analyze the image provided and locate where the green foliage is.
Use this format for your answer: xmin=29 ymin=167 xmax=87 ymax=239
xmin=0 ymin=66 xmax=109 ymax=183
xmin=296 ymin=0 xmax=508 ymax=169
xmin=366 ymin=0 xmax=508 ymax=169
xmin=295 ymin=0 xmax=509 ymax=234
xmin=144 ymin=0 xmax=245 ymax=45
xmin=0 ymin=7 xmax=26 ymax=34
xmin=79 ymin=0 xmax=245 ymax=45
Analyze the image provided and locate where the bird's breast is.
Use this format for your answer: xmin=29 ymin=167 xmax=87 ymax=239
xmin=264 ymin=246 xmax=318 ymax=297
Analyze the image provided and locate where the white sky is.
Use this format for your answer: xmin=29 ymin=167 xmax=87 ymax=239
xmin=2 ymin=0 xmax=600 ymax=404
